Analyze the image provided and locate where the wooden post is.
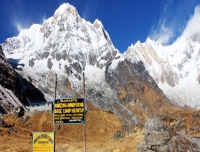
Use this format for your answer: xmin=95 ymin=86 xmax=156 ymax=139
xmin=54 ymin=73 xmax=57 ymax=101
xmin=53 ymin=73 xmax=57 ymax=152
xmin=82 ymin=72 xmax=86 ymax=152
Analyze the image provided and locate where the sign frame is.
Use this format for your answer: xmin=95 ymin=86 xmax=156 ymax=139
xmin=32 ymin=132 xmax=54 ymax=152
xmin=54 ymin=98 xmax=85 ymax=124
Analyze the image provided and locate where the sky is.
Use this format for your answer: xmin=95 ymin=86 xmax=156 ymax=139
xmin=0 ymin=0 xmax=199 ymax=52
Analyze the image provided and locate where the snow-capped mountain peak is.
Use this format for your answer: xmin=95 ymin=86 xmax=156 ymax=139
xmin=2 ymin=2 xmax=118 ymax=104
xmin=54 ymin=3 xmax=72 ymax=15
xmin=124 ymin=31 xmax=200 ymax=109
xmin=2 ymin=3 xmax=200 ymax=125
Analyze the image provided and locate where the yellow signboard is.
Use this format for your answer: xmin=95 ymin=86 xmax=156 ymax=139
xmin=54 ymin=98 xmax=85 ymax=124
xmin=33 ymin=132 xmax=54 ymax=152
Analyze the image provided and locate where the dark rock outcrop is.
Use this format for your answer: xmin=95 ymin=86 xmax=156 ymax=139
xmin=0 ymin=116 xmax=4 ymax=127
xmin=29 ymin=59 xmax=35 ymax=67
xmin=0 ymin=45 xmax=25 ymax=102
xmin=0 ymin=45 xmax=46 ymax=113
xmin=137 ymin=118 xmax=200 ymax=152
xmin=47 ymin=58 xmax=53 ymax=69
xmin=197 ymin=73 xmax=200 ymax=84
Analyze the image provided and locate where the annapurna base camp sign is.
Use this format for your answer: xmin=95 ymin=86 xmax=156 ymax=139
xmin=33 ymin=132 xmax=54 ymax=152
xmin=54 ymin=98 xmax=85 ymax=124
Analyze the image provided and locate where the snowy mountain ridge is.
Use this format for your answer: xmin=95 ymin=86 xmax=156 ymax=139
xmin=2 ymin=3 xmax=138 ymax=124
xmin=124 ymin=33 xmax=200 ymax=109
xmin=1 ymin=3 xmax=200 ymax=124
xmin=3 ymin=3 xmax=118 ymax=95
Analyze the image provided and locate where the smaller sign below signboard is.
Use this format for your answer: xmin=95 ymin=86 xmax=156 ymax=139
xmin=54 ymin=98 xmax=85 ymax=124
xmin=33 ymin=132 xmax=54 ymax=152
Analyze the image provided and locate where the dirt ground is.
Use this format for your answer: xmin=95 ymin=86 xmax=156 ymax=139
xmin=0 ymin=111 xmax=144 ymax=152
xmin=1 ymin=108 xmax=199 ymax=152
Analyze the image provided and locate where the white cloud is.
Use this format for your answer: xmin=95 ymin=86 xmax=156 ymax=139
xmin=150 ymin=19 xmax=174 ymax=45
xmin=12 ymin=13 xmax=46 ymax=34
xmin=149 ymin=0 xmax=176 ymax=45
xmin=149 ymin=1 xmax=200 ymax=45
xmin=15 ymin=22 xmax=24 ymax=32
xmin=81 ymin=0 xmax=101 ymax=22
xmin=178 ymin=5 xmax=200 ymax=40
xmin=5 ymin=0 xmax=46 ymax=35
xmin=82 ymin=7 xmax=88 ymax=20
xmin=82 ymin=1 xmax=95 ymax=22
xmin=42 ymin=15 xmax=46 ymax=23
xmin=12 ymin=20 xmax=30 ymax=33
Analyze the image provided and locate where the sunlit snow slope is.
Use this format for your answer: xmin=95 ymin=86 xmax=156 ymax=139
xmin=124 ymin=35 xmax=200 ymax=109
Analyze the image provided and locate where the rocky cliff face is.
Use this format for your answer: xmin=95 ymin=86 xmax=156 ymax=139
xmin=0 ymin=45 xmax=26 ymax=102
xmin=0 ymin=45 xmax=46 ymax=113
xmin=105 ymin=59 xmax=180 ymax=124
xmin=0 ymin=46 xmax=21 ymax=96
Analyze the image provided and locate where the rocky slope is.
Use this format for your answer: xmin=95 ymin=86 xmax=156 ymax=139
xmin=105 ymin=59 xmax=184 ymax=124
xmin=0 ymin=46 xmax=23 ymax=101
xmin=1 ymin=3 xmax=192 ymax=124
xmin=137 ymin=112 xmax=200 ymax=151
xmin=0 ymin=45 xmax=46 ymax=113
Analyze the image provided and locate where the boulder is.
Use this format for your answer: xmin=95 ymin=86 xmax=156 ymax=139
xmin=0 ymin=118 xmax=4 ymax=127
xmin=137 ymin=117 xmax=200 ymax=152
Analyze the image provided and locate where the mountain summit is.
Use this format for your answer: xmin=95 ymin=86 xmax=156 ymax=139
xmin=1 ymin=3 xmax=198 ymax=124
xmin=2 ymin=2 xmax=117 ymax=99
